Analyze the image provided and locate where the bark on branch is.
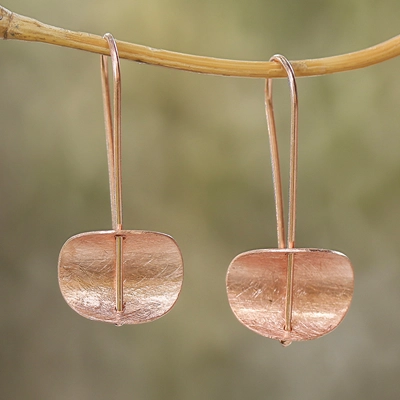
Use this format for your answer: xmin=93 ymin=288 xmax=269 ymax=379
xmin=1 ymin=5 xmax=399 ymax=78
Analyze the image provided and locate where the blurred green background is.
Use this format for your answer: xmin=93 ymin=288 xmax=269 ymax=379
xmin=1 ymin=1 xmax=400 ymax=399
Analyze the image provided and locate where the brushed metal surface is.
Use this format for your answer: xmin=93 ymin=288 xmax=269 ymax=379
xmin=226 ymin=248 xmax=354 ymax=342
xmin=58 ymin=230 xmax=183 ymax=325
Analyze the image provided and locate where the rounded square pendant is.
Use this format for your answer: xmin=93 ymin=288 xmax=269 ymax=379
xmin=58 ymin=230 xmax=184 ymax=325
xmin=226 ymin=248 xmax=354 ymax=342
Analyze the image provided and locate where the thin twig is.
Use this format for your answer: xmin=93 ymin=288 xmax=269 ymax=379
xmin=1 ymin=5 xmax=399 ymax=78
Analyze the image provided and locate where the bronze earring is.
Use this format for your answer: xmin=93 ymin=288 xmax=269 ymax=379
xmin=226 ymin=55 xmax=354 ymax=346
xmin=58 ymin=33 xmax=184 ymax=325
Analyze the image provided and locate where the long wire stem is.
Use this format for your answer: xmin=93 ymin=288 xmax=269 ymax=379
xmin=100 ymin=33 xmax=124 ymax=313
xmin=265 ymin=55 xmax=299 ymax=340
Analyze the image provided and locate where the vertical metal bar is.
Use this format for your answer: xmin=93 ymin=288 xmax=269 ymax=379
xmin=102 ymin=33 xmax=124 ymax=312
xmin=265 ymin=55 xmax=299 ymax=340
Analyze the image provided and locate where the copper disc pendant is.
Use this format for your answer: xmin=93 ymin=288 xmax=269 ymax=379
xmin=58 ymin=35 xmax=183 ymax=324
xmin=226 ymin=55 xmax=355 ymax=345
xmin=226 ymin=248 xmax=354 ymax=342
xmin=59 ymin=230 xmax=183 ymax=325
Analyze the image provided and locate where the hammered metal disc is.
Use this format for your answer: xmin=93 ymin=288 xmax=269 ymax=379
xmin=58 ymin=230 xmax=183 ymax=325
xmin=226 ymin=248 xmax=354 ymax=342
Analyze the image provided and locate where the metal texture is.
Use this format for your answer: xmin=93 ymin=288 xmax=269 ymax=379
xmin=226 ymin=248 xmax=354 ymax=342
xmin=59 ymin=230 xmax=184 ymax=325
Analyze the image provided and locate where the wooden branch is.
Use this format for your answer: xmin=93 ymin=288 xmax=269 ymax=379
xmin=1 ymin=5 xmax=400 ymax=78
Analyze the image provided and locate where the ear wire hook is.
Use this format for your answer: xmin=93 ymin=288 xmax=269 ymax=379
xmin=101 ymin=33 xmax=122 ymax=231
xmin=265 ymin=55 xmax=299 ymax=338
xmin=101 ymin=33 xmax=124 ymax=312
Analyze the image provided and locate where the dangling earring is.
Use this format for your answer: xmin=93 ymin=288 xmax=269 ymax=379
xmin=58 ymin=33 xmax=184 ymax=325
xmin=226 ymin=55 xmax=354 ymax=346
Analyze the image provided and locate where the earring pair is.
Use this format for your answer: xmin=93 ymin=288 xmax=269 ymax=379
xmin=58 ymin=34 xmax=184 ymax=326
xmin=58 ymin=37 xmax=354 ymax=343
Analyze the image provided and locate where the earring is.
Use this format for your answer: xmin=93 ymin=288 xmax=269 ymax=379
xmin=58 ymin=33 xmax=184 ymax=325
xmin=226 ymin=55 xmax=354 ymax=346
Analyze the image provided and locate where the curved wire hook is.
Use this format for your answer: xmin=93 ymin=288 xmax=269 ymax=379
xmin=265 ymin=55 xmax=299 ymax=250
xmin=100 ymin=33 xmax=123 ymax=232
xmin=265 ymin=55 xmax=299 ymax=338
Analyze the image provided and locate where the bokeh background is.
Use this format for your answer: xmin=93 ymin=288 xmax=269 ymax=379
xmin=1 ymin=1 xmax=400 ymax=399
